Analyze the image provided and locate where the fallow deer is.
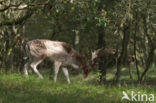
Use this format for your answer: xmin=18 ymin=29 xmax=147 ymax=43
xmin=91 ymin=48 xmax=135 ymax=80
xmin=91 ymin=48 xmax=116 ymax=66
xmin=24 ymin=39 xmax=92 ymax=83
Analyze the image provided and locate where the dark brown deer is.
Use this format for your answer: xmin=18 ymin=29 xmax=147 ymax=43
xmin=91 ymin=48 xmax=135 ymax=80
xmin=91 ymin=48 xmax=116 ymax=66
xmin=24 ymin=39 xmax=92 ymax=83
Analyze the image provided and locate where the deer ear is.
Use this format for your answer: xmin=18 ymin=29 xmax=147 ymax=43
xmin=92 ymin=49 xmax=97 ymax=54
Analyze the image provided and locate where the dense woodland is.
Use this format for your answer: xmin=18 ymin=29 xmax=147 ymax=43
xmin=0 ymin=0 xmax=156 ymax=84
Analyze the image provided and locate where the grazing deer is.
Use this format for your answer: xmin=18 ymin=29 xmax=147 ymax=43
xmin=24 ymin=39 xmax=92 ymax=83
xmin=91 ymin=48 xmax=134 ymax=80
xmin=91 ymin=48 xmax=116 ymax=66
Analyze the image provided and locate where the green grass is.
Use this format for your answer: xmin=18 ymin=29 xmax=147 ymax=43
xmin=0 ymin=72 xmax=155 ymax=103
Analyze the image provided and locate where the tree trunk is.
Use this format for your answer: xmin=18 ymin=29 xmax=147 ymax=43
xmin=133 ymin=10 xmax=141 ymax=83
xmin=18 ymin=25 xmax=26 ymax=73
xmin=97 ymin=0 xmax=106 ymax=83
xmin=97 ymin=26 xmax=106 ymax=83
xmin=115 ymin=21 xmax=130 ymax=83
xmin=73 ymin=30 xmax=80 ymax=51
xmin=140 ymin=48 xmax=155 ymax=82
xmin=140 ymin=13 xmax=155 ymax=82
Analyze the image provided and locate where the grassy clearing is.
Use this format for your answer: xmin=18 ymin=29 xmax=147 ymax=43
xmin=0 ymin=72 xmax=155 ymax=103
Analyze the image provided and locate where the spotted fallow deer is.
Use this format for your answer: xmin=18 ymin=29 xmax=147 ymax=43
xmin=24 ymin=39 xmax=92 ymax=83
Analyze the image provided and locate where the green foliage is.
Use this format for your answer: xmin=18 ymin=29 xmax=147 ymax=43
xmin=96 ymin=72 xmax=102 ymax=82
xmin=95 ymin=16 xmax=107 ymax=27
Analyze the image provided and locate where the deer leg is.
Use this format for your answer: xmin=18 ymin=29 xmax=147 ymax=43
xmin=30 ymin=59 xmax=44 ymax=79
xmin=24 ymin=60 xmax=31 ymax=76
xmin=54 ymin=61 xmax=62 ymax=82
xmin=62 ymin=67 xmax=70 ymax=84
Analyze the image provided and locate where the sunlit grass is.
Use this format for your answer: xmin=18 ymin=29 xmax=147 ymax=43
xmin=0 ymin=71 xmax=155 ymax=103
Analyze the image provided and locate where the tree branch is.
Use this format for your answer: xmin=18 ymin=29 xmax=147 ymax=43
xmin=0 ymin=9 xmax=33 ymax=27
xmin=0 ymin=0 xmax=49 ymax=12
